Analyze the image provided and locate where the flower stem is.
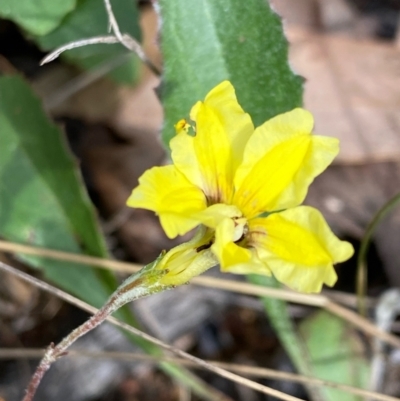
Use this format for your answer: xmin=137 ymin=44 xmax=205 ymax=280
xmin=356 ymin=191 xmax=400 ymax=316
xmin=22 ymin=257 xmax=171 ymax=401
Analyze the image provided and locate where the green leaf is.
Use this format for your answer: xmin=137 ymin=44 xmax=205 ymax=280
xmin=300 ymin=310 xmax=370 ymax=401
xmin=0 ymin=75 xmax=112 ymax=307
xmin=0 ymin=0 xmax=77 ymax=36
xmin=158 ymin=0 xmax=303 ymax=145
xmin=37 ymin=0 xmax=142 ymax=84
xmin=0 ymin=75 xmax=223 ymax=401
xmin=249 ymin=275 xmax=326 ymax=401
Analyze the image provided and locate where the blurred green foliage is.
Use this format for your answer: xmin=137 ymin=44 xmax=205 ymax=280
xmin=0 ymin=76 xmax=111 ymax=307
xmin=301 ymin=310 xmax=370 ymax=400
xmin=0 ymin=0 xmax=77 ymax=36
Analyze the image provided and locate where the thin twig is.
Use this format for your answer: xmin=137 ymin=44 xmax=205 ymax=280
xmin=40 ymin=31 xmax=160 ymax=76
xmin=103 ymin=0 xmax=124 ymax=41
xmin=198 ymin=275 xmax=326 ymax=307
xmin=322 ymin=289 xmax=376 ymax=310
xmin=370 ymin=290 xmax=400 ymax=396
xmin=0 ymin=239 xmax=367 ymax=307
xmin=0 ymin=261 xmax=304 ymax=401
xmin=40 ymin=36 xmax=121 ymax=65
xmin=22 ymin=301 xmax=117 ymax=401
xmin=356 ymin=192 xmax=400 ymax=316
xmin=0 ymin=239 xmax=142 ymax=271
xmin=20 ymin=260 xmax=176 ymax=401
xmin=2 ymin=348 xmax=399 ymax=401
xmin=102 ymin=0 xmax=155 ymax=70
xmin=1 ymin=240 xmax=400 ymax=349
xmin=101 ymin=0 xmax=162 ymax=75
xmin=0 ymin=238 xmax=374 ymax=309
xmin=324 ymin=301 xmax=400 ymax=349
xmin=40 ymin=34 xmax=160 ymax=75
xmin=0 ymin=239 xmax=323 ymax=306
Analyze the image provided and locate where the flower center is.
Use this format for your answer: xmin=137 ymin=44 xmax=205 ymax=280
xmin=233 ymin=217 xmax=249 ymax=242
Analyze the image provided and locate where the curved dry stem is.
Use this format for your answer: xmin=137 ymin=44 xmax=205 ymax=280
xmin=102 ymin=0 xmax=161 ymax=75
xmin=21 ymin=262 xmax=168 ymax=401
xmin=0 ymin=238 xmax=375 ymax=307
xmin=22 ymin=303 xmax=114 ymax=401
xmin=356 ymin=192 xmax=400 ymax=315
xmin=40 ymin=36 xmax=120 ymax=65
xmin=40 ymin=33 xmax=161 ymax=76
xmin=103 ymin=0 xmax=124 ymax=41
xmin=4 ymin=348 xmax=399 ymax=401
xmin=0 ymin=261 xmax=304 ymax=401
xmin=1 ymin=240 xmax=400 ymax=349
xmin=0 ymin=240 xmax=326 ymax=307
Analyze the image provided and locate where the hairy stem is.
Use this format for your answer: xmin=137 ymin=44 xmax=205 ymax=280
xmin=22 ymin=260 xmax=170 ymax=401
xmin=23 ymin=301 xmax=115 ymax=401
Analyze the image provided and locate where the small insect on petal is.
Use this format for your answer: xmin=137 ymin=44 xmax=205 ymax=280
xmin=174 ymin=119 xmax=190 ymax=134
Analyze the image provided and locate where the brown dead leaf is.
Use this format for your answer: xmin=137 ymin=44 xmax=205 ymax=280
xmin=288 ymin=27 xmax=400 ymax=164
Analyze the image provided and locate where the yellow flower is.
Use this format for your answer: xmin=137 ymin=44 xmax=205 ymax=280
xmin=127 ymin=81 xmax=354 ymax=293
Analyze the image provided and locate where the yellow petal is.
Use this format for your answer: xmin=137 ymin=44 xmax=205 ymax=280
xmin=249 ymin=206 xmax=354 ymax=293
xmin=159 ymin=214 xmax=203 ymax=240
xmin=171 ymin=81 xmax=253 ymax=203
xmin=219 ymin=248 xmax=272 ymax=276
xmin=234 ymin=108 xmax=339 ymax=216
xmin=271 ymin=135 xmax=339 ymax=211
xmin=192 ymin=102 xmax=235 ymax=202
xmin=171 ymin=102 xmax=232 ymax=202
xmin=170 ymin=131 xmax=203 ymax=189
xmin=211 ymin=218 xmax=252 ymax=269
xmin=194 ymin=203 xmax=242 ymax=229
xmin=234 ymin=133 xmax=311 ymax=217
xmin=126 ymin=165 xmax=206 ymax=238
xmin=199 ymin=81 xmax=254 ymax=167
